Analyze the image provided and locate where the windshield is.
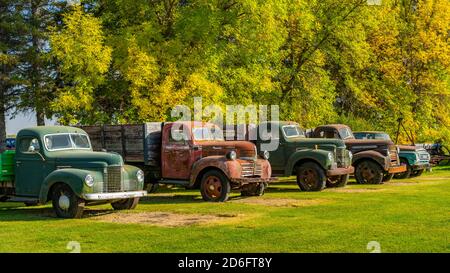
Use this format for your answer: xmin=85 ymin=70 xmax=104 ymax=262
xmin=44 ymin=133 xmax=91 ymax=151
xmin=338 ymin=128 xmax=354 ymax=140
xmin=354 ymin=132 xmax=391 ymax=141
xmin=192 ymin=126 xmax=224 ymax=141
xmin=282 ymin=125 xmax=305 ymax=138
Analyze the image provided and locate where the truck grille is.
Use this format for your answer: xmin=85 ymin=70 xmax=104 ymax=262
xmin=389 ymin=146 xmax=400 ymax=166
xmin=241 ymin=162 xmax=262 ymax=177
xmin=336 ymin=148 xmax=350 ymax=168
xmin=418 ymin=152 xmax=430 ymax=161
xmin=104 ymin=166 xmax=123 ymax=192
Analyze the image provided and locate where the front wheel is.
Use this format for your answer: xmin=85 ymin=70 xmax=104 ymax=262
xmin=326 ymin=174 xmax=349 ymax=188
xmin=111 ymin=198 xmax=140 ymax=210
xmin=296 ymin=162 xmax=326 ymax=191
xmin=51 ymin=184 xmax=85 ymax=219
xmin=355 ymin=160 xmax=384 ymax=184
xmin=200 ymin=170 xmax=231 ymax=202
xmin=409 ymin=169 xmax=424 ymax=178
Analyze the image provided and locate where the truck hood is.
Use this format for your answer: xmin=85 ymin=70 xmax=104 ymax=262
xmin=50 ymin=150 xmax=123 ymax=167
xmin=286 ymin=137 xmax=346 ymax=149
xmin=197 ymin=141 xmax=256 ymax=158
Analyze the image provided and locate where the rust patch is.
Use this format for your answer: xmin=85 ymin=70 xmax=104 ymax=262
xmin=93 ymin=212 xmax=242 ymax=227
xmin=232 ymin=198 xmax=329 ymax=207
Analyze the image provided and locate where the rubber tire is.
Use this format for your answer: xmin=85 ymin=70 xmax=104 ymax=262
xmin=241 ymin=183 xmax=265 ymax=196
xmin=296 ymin=162 xmax=326 ymax=191
xmin=355 ymin=160 xmax=384 ymax=184
xmin=382 ymin=173 xmax=394 ymax=182
xmin=146 ymin=183 xmax=159 ymax=193
xmin=409 ymin=169 xmax=424 ymax=178
xmin=200 ymin=170 xmax=231 ymax=202
xmin=326 ymin=174 xmax=349 ymax=188
xmin=393 ymin=159 xmax=411 ymax=179
xmin=111 ymin=197 xmax=140 ymax=210
xmin=51 ymin=184 xmax=85 ymax=219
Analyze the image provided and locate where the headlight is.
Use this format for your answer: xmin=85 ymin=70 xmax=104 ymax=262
xmin=328 ymin=152 xmax=334 ymax=162
xmin=261 ymin=150 xmax=270 ymax=160
xmin=226 ymin=151 xmax=237 ymax=160
xmin=84 ymin=174 xmax=94 ymax=187
xmin=136 ymin=170 xmax=144 ymax=183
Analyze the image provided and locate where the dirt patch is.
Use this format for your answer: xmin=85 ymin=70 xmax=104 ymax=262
xmin=232 ymin=198 xmax=329 ymax=207
xmin=326 ymin=188 xmax=384 ymax=193
xmin=93 ymin=212 xmax=241 ymax=227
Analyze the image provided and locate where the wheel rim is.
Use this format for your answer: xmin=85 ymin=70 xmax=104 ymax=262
xmin=299 ymin=168 xmax=318 ymax=189
xmin=204 ymin=176 xmax=222 ymax=199
xmin=58 ymin=193 xmax=70 ymax=211
xmin=360 ymin=163 xmax=376 ymax=182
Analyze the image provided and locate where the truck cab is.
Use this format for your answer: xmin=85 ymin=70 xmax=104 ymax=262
xmin=249 ymin=121 xmax=354 ymax=191
xmin=311 ymin=124 xmax=407 ymax=184
xmin=353 ymin=131 xmax=431 ymax=178
xmin=0 ymin=126 xmax=146 ymax=218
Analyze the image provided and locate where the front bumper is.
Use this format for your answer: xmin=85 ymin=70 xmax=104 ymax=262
xmin=412 ymin=162 xmax=431 ymax=171
xmin=388 ymin=165 xmax=407 ymax=174
xmin=327 ymin=166 xmax=355 ymax=176
xmin=230 ymin=177 xmax=277 ymax=184
xmin=82 ymin=191 xmax=147 ymax=201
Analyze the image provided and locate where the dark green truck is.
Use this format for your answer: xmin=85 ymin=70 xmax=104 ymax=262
xmin=0 ymin=126 xmax=146 ymax=218
xmin=228 ymin=121 xmax=354 ymax=191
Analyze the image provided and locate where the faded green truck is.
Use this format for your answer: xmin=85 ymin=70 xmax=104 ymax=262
xmin=0 ymin=126 xmax=146 ymax=218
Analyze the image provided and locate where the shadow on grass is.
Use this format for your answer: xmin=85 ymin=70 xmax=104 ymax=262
xmin=0 ymin=205 xmax=114 ymax=221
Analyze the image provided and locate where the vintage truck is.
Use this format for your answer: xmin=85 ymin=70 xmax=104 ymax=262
xmin=77 ymin=121 xmax=273 ymax=202
xmin=309 ymin=124 xmax=406 ymax=184
xmin=353 ymin=131 xmax=431 ymax=178
xmin=0 ymin=126 xmax=146 ymax=218
xmin=226 ymin=121 xmax=354 ymax=191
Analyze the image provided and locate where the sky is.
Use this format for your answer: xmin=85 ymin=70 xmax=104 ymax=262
xmin=6 ymin=111 xmax=57 ymax=136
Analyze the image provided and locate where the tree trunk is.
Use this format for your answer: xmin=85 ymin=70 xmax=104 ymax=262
xmin=36 ymin=109 xmax=45 ymax=126
xmin=0 ymin=92 xmax=6 ymax=152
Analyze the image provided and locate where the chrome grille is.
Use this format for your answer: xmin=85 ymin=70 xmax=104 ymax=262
xmin=419 ymin=152 xmax=430 ymax=161
xmin=104 ymin=166 xmax=123 ymax=192
xmin=336 ymin=148 xmax=350 ymax=168
xmin=241 ymin=162 xmax=262 ymax=177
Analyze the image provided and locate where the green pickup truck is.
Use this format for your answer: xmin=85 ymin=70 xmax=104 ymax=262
xmin=0 ymin=126 xmax=146 ymax=218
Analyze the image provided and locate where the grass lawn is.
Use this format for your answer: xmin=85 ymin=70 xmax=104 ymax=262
xmin=0 ymin=167 xmax=449 ymax=253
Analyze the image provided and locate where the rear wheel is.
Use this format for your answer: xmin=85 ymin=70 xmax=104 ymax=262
xmin=51 ymin=184 xmax=85 ymax=219
xmin=241 ymin=183 xmax=266 ymax=196
xmin=326 ymin=174 xmax=349 ymax=188
xmin=111 ymin=198 xmax=140 ymax=210
xmin=200 ymin=170 xmax=231 ymax=202
xmin=355 ymin=160 xmax=384 ymax=184
xmin=296 ymin=162 xmax=326 ymax=191
xmin=393 ymin=159 xmax=411 ymax=179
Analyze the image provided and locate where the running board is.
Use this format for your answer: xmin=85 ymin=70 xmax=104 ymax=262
xmin=157 ymin=179 xmax=190 ymax=186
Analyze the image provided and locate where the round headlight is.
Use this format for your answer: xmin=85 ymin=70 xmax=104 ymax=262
xmin=328 ymin=152 xmax=334 ymax=162
xmin=84 ymin=174 xmax=94 ymax=187
xmin=262 ymin=150 xmax=270 ymax=160
xmin=226 ymin=151 xmax=237 ymax=160
xmin=136 ymin=170 xmax=145 ymax=183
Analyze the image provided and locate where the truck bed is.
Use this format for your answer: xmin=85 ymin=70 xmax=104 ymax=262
xmin=78 ymin=123 xmax=163 ymax=166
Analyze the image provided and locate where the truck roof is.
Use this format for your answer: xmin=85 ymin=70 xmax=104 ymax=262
xmin=316 ymin=124 xmax=350 ymax=130
xmin=17 ymin=126 xmax=88 ymax=137
xmin=354 ymin=131 xmax=386 ymax=134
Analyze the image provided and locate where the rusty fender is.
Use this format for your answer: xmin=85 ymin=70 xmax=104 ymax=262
xmin=352 ymin=150 xmax=389 ymax=171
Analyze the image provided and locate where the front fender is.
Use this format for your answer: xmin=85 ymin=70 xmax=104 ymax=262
xmin=285 ymin=149 xmax=331 ymax=176
xmin=39 ymin=168 xmax=95 ymax=203
xmin=190 ymin=156 xmax=231 ymax=187
xmin=352 ymin=150 xmax=388 ymax=170
xmin=399 ymin=152 xmax=417 ymax=166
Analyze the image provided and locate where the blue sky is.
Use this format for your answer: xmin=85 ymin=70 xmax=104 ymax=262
xmin=6 ymin=111 xmax=56 ymax=135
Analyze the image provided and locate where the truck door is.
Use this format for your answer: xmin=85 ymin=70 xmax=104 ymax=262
xmin=162 ymin=124 xmax=192 ymax=180
xmin=14 ymin=136 xmax=45 ymax=197
xmin=258 ymin=124 xmax=286 ymax=175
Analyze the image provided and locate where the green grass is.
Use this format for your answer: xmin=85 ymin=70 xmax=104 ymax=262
xmin=1 ymin=167 xmax=449 ymax=253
